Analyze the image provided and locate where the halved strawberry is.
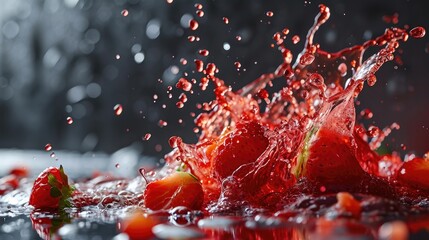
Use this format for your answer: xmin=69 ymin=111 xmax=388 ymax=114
xmin=397 ymin=157 xmax=429 ymax=191
xmin=143 ymin=171 xmax=204 ymax=210
xmin=120 ymin=210 xmax=158 ymax=239
xmin=212 ymin=121 xmax=269 ymax=180
xmin=29 ymin=165 xmax=74 ymax=210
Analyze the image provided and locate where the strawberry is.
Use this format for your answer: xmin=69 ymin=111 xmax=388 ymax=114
xmin=29 ymin=165 xmax=74 ymax=210
xmin=143 ymin=171 xmax=204 ymax=210
xmin=120 ymin=210 xmax=158 ymax=239
xmin=212 ymin=121 xmax=269 ymax=180
xmin=397 ymin=157 xmax=429 ymax=191
xmin=298 ymin=126 xmax=366 ymax=188
xmin=292 ymin=97 xmax=367 ymax=191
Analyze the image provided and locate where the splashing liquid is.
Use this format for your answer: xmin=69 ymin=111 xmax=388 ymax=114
xmin=162 ymin=4 xmax=426 ymax=212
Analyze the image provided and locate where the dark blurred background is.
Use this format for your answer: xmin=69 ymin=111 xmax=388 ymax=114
xmin=1 ymin=0 xmax=429 ymax=160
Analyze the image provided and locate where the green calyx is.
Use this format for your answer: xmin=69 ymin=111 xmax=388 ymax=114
xmin=292 ymin=126 xmax=318 ymax=178
xmin=47 ymin=165 xmax=74 ymax=209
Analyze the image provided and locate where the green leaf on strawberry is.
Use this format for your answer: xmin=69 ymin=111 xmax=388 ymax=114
xmin=29 ymin=165 xmax=75 ymax=210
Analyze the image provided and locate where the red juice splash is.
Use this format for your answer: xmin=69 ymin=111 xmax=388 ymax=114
xmin=161 ymin=4 xmax=426 ymax=212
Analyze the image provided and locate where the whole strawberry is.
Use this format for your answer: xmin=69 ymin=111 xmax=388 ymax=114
xmin=29 ymin=165 xmax=74 ymax=210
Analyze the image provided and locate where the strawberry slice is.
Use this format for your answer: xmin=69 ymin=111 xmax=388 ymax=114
xmin=397 ymin=157 xmax=429 ymax=191
xmin=143 ymin=171 xmax=204 ymax=210
xmin=29 ymin=165 xmax=74 ymax=210
xmin=212 ymin=121 xmax=269 ymax=180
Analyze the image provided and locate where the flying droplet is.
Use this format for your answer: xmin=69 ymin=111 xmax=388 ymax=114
xmin=114 ymin=104 xmax=123 ymax=116
xmin=121 ymin=9 xmax=129 ymax=17
xmin=198 ymin=49 xmax=209 ymax=56
xmin=143 ymin=133 xmax=152 ymax=141
xmin=115 ymin=54 xmax=121 ymax=60
xmin=266 ymin=11 xmax=274 ymax=17
xmin=292 ymin=35 xmax=300 ymax=44
xmin=115 ymin=163 xmax=120 ymax=168
xmin=195 ymin=59 xmax=204 ymax=72
xmin=189 ymin=19 xmax=199 ymax=30
xmin=50 ymin=152 xmax=56 ymax=158
xmin=409 ymin=26 xmax=426 ymax=38
xmin=234 ymin=61 xmax=241 ymax=70
xmin=196 ymin=10 xmax=204 ymax=17
xmin=222 ymin=17 xmax=229 ymax=24
xmin=45 ymin=144 xmax=52 ymax=151
xmin=66 ymin=117 xmax=73 ymax=125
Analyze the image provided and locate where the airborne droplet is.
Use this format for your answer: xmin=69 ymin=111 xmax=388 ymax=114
xmin=121 ymin=9 xmax=129 ymax=17
xmin=66 ymin=117 xmax=73 ymax=125
xmin=114 ymin=104 xmax=123 ymax=116
xmin=189 ymin=19 xmax=199 ymax=30
xmin=143 ymin=133 xmax=152 ymax=141
xmin=409 ymin=26 xmax=426 ymax=39
xmin=222 ymin=17 xmax=229 ymax=24
xmin=44 ymin=144 xmax=52 ymax=151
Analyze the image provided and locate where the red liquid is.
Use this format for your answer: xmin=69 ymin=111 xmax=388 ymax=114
xmin=15 ymin=4 xmax=429 ymax=240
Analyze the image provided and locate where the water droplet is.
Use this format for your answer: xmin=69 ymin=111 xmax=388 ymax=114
xmin=143 ymin=133 xmax=152 ymax=141
xmin=158 ymin=120 xmax=168 ymax=127
xmin=198 ymin=49 xmax=209 ymax=56
xmin=176 ymin=78 xmax=192 ymax=91
xmin=366 ymin=74 xmax=377 ymax=87
xmin=205 ymin=63 xmax=216 ymax=76
xmin=180 ymin=58 xmax=187 ymax=65
xmin=292 ymin=35 xmax=300 ymax=44
xmin=236 ymin=36 xmax=242 ymax=41
xmin=115 ymin=163 xmax=120 ymax=168
xmin=266 ymin=11 xmax=274 ymax=17
xmin=222 ymin=17 xmax=229 ymax=24
xmin=409 ymin=26 xmax=426 ymax=38
xmin=188 ymin=36 xmax=196 ymax=42
xmin=66 ymin=117 xmax=73 ymax=125
xmin=196 ymin=10 xmax=204 ymax=17
xmin=45 ymin=144 xmax=52 ymax=151
xmin=121 ymin=9 xmax=129 ymax=17
xmin=258 ymin=89 xmax=269 ymax=100
xmin=176 ymin=102 xmax=184 ymax=108
xmin=189 ymin=19 xmax=199 ymax=30
xmin=194 ymin=60 xmax=204 ymax=72
xmin=114 ymin=104 xmax=123 ymax=116
xmin=360 ymin=109 xmax=373 ymax=119
xmin=400 ymin=144 xmax=406 ymax=150
xmin=367 ymin=126 xmax=380 ymax=138
xmin=50 ymin=152 xmax=56 ymax=158
xmin=337 ymin=63 xmax=347 ymax=76
xmin=166 ymin=0 xmax=173 ymax=3
xmin=299 ymin=53 xmax=315 ymax=65
xmin=320 ymin=186 xmax=326 ymax=193
xmin=282 ymin=28 xmax=290 ymax=35
xmin=115 ymin=54 xmax=121 ymax=60
xmin=179 ymin=93 xmax=188 ymax=103
xmin=234 ymin=61 xmax=241 ymax=69
xmin=194 ymin=3 xmax=203 ymax=10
